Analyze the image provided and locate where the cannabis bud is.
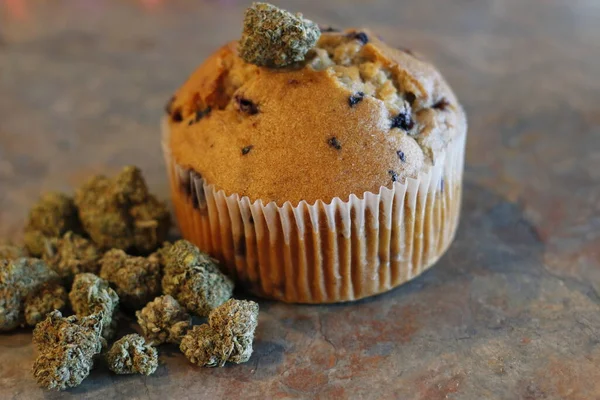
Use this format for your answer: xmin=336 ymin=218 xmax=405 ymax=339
xmin=32 ymin=310 xmax=103 ymax=391
xmin=136 ymin=295 xmax=191 ymax=345
xmin=23 ymin=192 xmax=81 ymax=257
xmin=180 ymin=325 xmax=221 ymax=367
xmin=162 ymin=240 xmax=234 ymax=317
xmin=0 ymin=257 xmax=63 ymax=331
xmin=239 ymin=2 xmax=321 ymax=68
xmin=147 ymin=241 xmax=173 ymax=271
xmin=24 ymin=281 xmax=68 ymax=327
xmin=106 ymin=334 xmax=159 ymax=376
xmin=69 ymin=273 xmax=119 ymax=340
xmin=99 ymin=249 xmax=162 ymax=309
xmin=208 ymin=299 xmax=259 ymax=364
xmin=74 ymin=166 xmax=171 ymax=254
xmin=180 ymin=299 xmax=259 ymax=367
xmin=42 ymin=231 xmax=101 ymax=281
xmin=0 ymin=244 xmax=26 ymax=260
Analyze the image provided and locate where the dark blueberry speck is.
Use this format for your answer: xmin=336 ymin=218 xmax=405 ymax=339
xmin=391 ymin=112 xmax=414 ymax=131
xmin=242 ymin=145 xmax=254 ymax=155
xmin=188 ymin=107 xmax=211 ymax=125
xmin=235 ymin=95 xmax=259 ymax=115
xmin=328 ymin=137 xmax=342 ymax=150
xmin=196 ymin=107 xmax=211 ymax=121
xmin=348 ymin=31 xmax=369 ymax=45
xmin=433 ymin=98 xmax=450 ymax=110
xmin=388 ymin=170 xmax=399 ymax=182
xmin=348 ymin=92 xmax=365 ymax=107
xmin=171 ymin=108 xmax=183 ymax=123
xmin=397 ymin=150 xmax=406 ymax=162
xmin=405 ymin=92 xmax=416 ymax=105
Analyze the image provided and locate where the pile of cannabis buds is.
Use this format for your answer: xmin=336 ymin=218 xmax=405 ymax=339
xmin=0 ymin=166 xmax=259 ymax=391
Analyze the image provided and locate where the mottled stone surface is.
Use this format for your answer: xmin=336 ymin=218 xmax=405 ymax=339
xmin=1 ymin=0 xmax=599 ymax=399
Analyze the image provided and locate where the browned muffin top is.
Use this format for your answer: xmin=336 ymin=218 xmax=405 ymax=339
xmin=167 ymin=29 xmax=466 ymax=205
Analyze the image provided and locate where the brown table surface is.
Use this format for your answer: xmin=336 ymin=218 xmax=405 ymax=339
xmin=1 ymin=0 xmax=600 ymax=399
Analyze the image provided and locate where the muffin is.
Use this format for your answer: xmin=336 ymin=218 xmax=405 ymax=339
xmin=162 ymin=4 xmax=467 ymax=303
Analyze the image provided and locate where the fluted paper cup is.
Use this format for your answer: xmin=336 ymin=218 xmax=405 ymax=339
xmin=162 ymin=119 xmax=465 ymax=303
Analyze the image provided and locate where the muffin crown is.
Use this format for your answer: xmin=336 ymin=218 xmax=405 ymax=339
xmin=167 ymin=29 xmax=466 ymax=205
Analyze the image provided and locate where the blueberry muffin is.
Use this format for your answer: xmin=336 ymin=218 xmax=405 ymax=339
xmin=162 ymin=4 xmax=466 ymax=303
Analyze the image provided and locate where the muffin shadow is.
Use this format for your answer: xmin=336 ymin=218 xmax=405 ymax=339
xmin=335 ymin=180 xmax=545 ymax=306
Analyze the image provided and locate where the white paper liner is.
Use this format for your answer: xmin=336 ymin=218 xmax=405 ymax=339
xmin=162 ymin=118 xmax=466 ymax=303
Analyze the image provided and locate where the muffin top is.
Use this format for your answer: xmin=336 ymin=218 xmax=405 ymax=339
xmin=167 ymin=29 xmax=466 ymax=206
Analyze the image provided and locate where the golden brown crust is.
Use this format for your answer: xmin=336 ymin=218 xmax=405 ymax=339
xmin=164 ymin=141 xmax=465 ymax=303
xmin=168 ymin=30 xmax=466 ymax=205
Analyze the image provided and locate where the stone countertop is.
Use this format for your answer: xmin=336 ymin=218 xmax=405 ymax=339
xmin=1 ymin=0 xmax=599 ymax=399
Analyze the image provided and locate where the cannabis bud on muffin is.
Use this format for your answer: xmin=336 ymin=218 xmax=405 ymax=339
xmin=239 ymin=2 xmax=321 ymax=67
xmin=164 ymin=2 xmax=467 ymax=303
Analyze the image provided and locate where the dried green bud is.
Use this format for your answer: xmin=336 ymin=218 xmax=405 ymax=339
xmin=239 ymin=2 xmax=321 ymax=67
xmin=23 ymin=230 xmax=52 ymax=259
xmin=0 ymin=288 xmax=21 ymax=332
xmin=208 ymin=299 xmax=259 ymax=364
xmin=162 ymin=240 xmax=233 ymax=317
xmin=24 ymin=192 xmax=81 ymax=257
xmin=42 ymin=231 xmax=101 ymax=281
xmin=0 ymin=258 xmax=60 ymax=331
xmin=32 ymin=310 xmax=103 ymax=391
xmin=106 ymin=334 xmax=158 ymax=375
xmin=26 ymin=192 xmax=81 ymax=237
xmin=74 ymin=166 xmax=171 ymax=254
xmin=136 ymin=295 xmax=191 ymax=345
xmin=0 ymin=243 xmax=27 ymax=260
xmin=69 ymin=273 xmax=119 ymax=340
xmin=180 ymin=325 xmax=222 ymax=367
xmin=99 ymin=249 xmax=161 ymax=309
xmin=148 ymin=241 xmax=173 ymax=270
xmin=180 ymin=299 xmax=259 ymax=367
xmin=24 ymin=281 xmax=68 ymax=327
xmin=114 ymin=166 xmax=152 ymax=204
